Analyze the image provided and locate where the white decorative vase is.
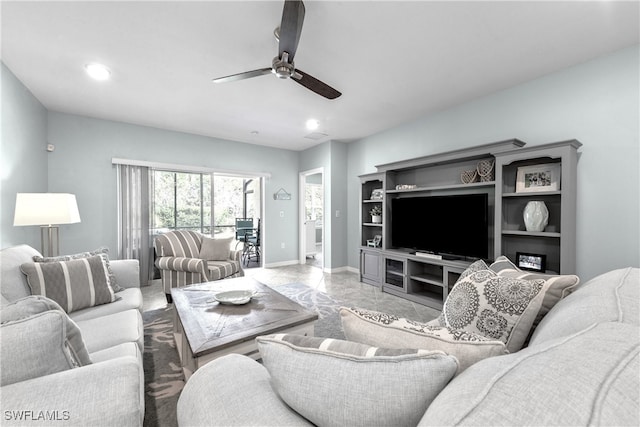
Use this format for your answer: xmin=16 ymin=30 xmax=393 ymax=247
xmin=523 ymin=201 xmax=549 ymax=232
xmin=372 ymin=215 xmax=382 ymax=224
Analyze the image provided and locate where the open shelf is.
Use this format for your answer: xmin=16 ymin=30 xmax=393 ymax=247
xmin=383 ymin=285 xmax=444 ymax=310
xmin=386 ymin=181 xmax=495 ymax=194
xmin=502 ymin=190 xmax=561 ymax=198
xmin=502 ymin=230 xmax=561 ymax=238
xmin=409 ymin=274 xmax=443 ymax=286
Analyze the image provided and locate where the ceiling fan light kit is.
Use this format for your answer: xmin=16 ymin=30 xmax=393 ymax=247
xmin=213 ymin=0 xmax=341 ymax=100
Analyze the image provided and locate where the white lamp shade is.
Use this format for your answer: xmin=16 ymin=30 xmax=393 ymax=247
xmin=14 ymin=193 xmax=81 ymax=226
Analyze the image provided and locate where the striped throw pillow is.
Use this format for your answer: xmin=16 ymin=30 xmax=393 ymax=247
xmin=256 ymin=334 xmax=458 ymax=427
xmin=156 ymin=231 xmax=202 ymax=258
xmin=33 ymin=247 xmax=123 ymax=292
xmin=20 ymin=255 xmax=115 ymax=313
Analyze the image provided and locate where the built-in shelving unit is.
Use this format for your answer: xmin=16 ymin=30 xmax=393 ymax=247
xmin=359 ymin=139 xmax=581 ymax=309
xmin=359 ymin=173 xmax=385 ymax=286
xmin=494 ymin=140 xmax=581 ymax=274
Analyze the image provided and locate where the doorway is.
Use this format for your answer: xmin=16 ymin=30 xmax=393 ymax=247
xmin=299 ymin=168 xmax=324 ymax=270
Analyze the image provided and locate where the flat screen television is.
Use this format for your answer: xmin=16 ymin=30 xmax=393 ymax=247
xmin=391 ymin=193 xmax=489 ymax=260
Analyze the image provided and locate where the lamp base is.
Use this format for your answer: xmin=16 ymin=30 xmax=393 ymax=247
xmin=40 ymin=225 xmax=60 ymax=257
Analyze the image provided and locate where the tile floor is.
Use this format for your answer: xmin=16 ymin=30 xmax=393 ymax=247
xmin=142 ymin=264 xmax=441 ymax=323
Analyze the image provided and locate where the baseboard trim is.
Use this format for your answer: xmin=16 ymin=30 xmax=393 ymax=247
xmin=262 ymin=261 xmax=359 ymax=274
xmin=323 ymin=266 xmax=359 ymax=274
xmin=345 ymin=266 xmax=359 ymax=274
xmin=264 ymin=260 xmax=300 ymax=268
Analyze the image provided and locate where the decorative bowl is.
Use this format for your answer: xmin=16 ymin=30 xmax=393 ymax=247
xmin=212 ymin=290 xmax=255 ymax=305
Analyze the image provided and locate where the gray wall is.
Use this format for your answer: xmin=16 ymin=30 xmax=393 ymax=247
xmin=44 ymin=112 xmax=300 ymax=264
xmin=1 ymin=64 xmax=48 ymax=250
xmin=299 ymin=140 xmax=349 ymax=271
xmin=3 ymin=45 xmax=638 ymax=281
xmin=347 ymin=46 xmax=640 ymax=281
xmin=329 ymin=141 xmax=348 ymax=270
xmin=2 ymin=60 xmax=301 ymax=265
xmin=300 ymin=141 xmax=332 ymax=267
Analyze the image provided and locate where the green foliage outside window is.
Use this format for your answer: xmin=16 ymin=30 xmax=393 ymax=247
xmin=152 ymin=171 xmax=257 ymax=236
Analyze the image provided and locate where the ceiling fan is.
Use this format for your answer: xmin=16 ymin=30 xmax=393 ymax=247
xmin=212 ymin=0 xmax=341 ymax=100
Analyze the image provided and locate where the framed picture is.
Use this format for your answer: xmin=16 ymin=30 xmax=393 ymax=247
xmin=516 ymin=252 xmax=547 ymax=272
xmin=370 ymin=189 xmax=384 ymax=200
xmin=516 ymin=163 xmax=560 ymax=193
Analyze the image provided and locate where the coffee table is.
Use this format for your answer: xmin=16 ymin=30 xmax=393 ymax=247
xmin=171 ymin=277 xmax=318 ymax=380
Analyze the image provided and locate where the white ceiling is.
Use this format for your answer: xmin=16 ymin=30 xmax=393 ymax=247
xmin=2 ymin=1 xmax=638 ymax=151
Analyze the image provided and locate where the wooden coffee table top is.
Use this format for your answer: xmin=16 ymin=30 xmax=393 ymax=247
xmin=171 ymin=277 xmax=318 ymax=358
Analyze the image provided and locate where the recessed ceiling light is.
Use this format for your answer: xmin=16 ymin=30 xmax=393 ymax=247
xmin=85 ymin=63 xmax=111 ymax=81
xmin=306 ymin=119 xmax=319 ymax=131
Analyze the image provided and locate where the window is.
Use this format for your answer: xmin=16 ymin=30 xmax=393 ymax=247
xmin=152 ymin=171 xmax=212 ymax=234
xmin=213 ymin=175 xmax=243 ymax=235
xmin=305 ymin=183 xmax=323 ymax=225
xmin=151 ymin=170 xmax=260 ymax=237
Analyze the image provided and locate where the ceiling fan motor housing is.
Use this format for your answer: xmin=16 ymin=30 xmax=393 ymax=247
xmin=273 ymin=53 xmax=294 ymax=79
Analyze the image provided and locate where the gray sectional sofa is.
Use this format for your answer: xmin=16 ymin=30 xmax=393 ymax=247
xmin=178 ymin=265 xmax=639 ymax=426
xmin=0 ymin=245 xmax=145 ymax=426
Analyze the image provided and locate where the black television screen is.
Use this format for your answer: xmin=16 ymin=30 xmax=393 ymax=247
xmin=391 ymin=193 xmax=489 ymax=260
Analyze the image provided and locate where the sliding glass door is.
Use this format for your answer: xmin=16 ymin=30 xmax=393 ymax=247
xmin=152 ymin=171 xmax=212 ymax=234
xmin=151 ymin=170 xmax=261 ymax=239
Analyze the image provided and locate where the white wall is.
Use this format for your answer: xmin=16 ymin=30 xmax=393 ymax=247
xmin=347 ymin=46 xmax=639 ymax=282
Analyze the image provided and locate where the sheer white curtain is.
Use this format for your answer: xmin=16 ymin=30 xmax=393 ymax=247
xmin=116 ymin=164 xmax=152 ymax=285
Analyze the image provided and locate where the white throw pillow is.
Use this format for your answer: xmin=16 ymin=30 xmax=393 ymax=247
xmin=199 ymin=237 xmax=233 ymax=261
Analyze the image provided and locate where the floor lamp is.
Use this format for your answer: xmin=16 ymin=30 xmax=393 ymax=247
xmin=13 ymin=193 xmax=81 ymax=257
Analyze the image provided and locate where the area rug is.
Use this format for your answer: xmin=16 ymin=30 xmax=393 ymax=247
xmin=142 ymin=282 xmax=347 ymax=427
xmin=142 ymin=306 xmax=182 ymax=427
xmin=272 ymin=282 xmax=347 ymax=340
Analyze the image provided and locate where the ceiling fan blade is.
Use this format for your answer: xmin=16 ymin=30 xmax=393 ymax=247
xmin=212 ymin=68 xmax=272 ymax=84
xmin=292 ymin=69 xmax=341 ymax=99
xmin=279 ymin=0 xmax=305 ymax=61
